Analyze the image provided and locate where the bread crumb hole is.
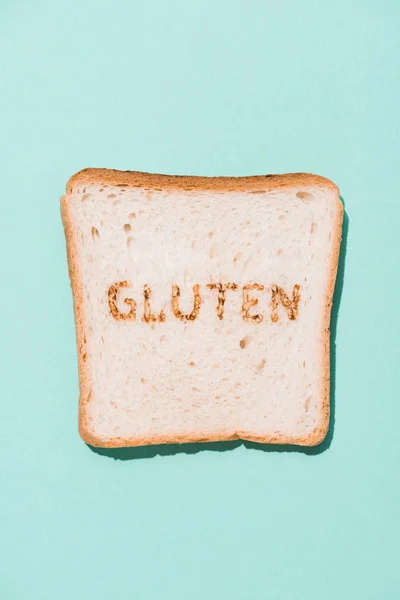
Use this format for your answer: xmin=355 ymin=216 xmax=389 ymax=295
xmin=124 ymin=223 xmax=131 ymax=233
xmin=99 ymin=188 xmax=104 ymax=192
xmin=189 ymin=361 xmax=195 ymax=366
xmin=239 ymin=335 xmax=252 ymax=349
xmin=234 ymin=252 xmax=243 ymax=263
xmin=296 ymin=191 xmax=314 ymax=201
xmin=91 ymin=226 xmax=100 ymax=240
xmin=256 ymin=359 xmax=266 ymax=373
xmin=277 ymin=248 xmax=283 ymax=255
xmin=310 ymin=222 xmax=317 ymax=233
xmin=209 ymin=245 xmax=216 ymax=259
xmin=243 ymin=256 xmax=253 ymax=270
xmin=127 ymin=236 xmax=136 ymax=248
xmin=141 ymin=378 xmax=147 ymax=384
xmin=107 ymin=193 xmax=117 ymax=199
xmin=160 ymin=335 xmax=167 ymax=343
xmin=82 ymin=353 xmax=87 ymax=362
xmin=305 ymin=396 xmax=311 ymax=412
xmin=129 ymin=212 xmax=136 ymax=219
xmin=82 ymin=194 xmax=91 ymax=202
xmin=303 ymin=360 xmax=306 ymax=368
xmin=208 ymin=231 xmax=214 ymax=239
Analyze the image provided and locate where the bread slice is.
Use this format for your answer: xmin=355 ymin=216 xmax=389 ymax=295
xmin=61 ymin=169 xmax=343 ymax=448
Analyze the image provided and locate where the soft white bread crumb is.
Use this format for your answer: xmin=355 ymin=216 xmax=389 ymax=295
xmin=61 ymin=170 xmax=343 ymax=448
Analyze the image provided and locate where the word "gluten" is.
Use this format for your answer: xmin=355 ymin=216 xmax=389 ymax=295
xmin=108 ymin=282 xmax=301 ymax=323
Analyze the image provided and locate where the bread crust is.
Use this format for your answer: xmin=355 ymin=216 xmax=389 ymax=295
xmin=67 ymin=168 xmax=339 ymax=195
xmin=61 ymin=168 xmax=343 ymax=448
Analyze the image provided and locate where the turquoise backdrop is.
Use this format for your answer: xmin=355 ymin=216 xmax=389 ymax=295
xmin=1 ymin=1 xmax=399 ymax=598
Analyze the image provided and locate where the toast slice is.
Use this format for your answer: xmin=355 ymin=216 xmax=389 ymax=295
xmin=61 ymin=169 xmax=343 ymax=448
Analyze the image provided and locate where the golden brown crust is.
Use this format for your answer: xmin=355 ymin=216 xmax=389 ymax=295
xmin=61 ymin=195 xmax=91 ymax=440
xmin=80 ymin=429 xmax=241 ymax=448
xmin=80 ymin=429 xmax=325 ymax=448
xmin=61 ymin=168 xmax=343 ymax=449
xmin=309 ymin=194 xmax=344 ymax=446
xmin=67 ymin=168 xmax=339 ymax=194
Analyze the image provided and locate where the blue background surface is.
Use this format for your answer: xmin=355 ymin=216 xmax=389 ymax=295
xmin=1 ymin=1 xmax=399 ymax=598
